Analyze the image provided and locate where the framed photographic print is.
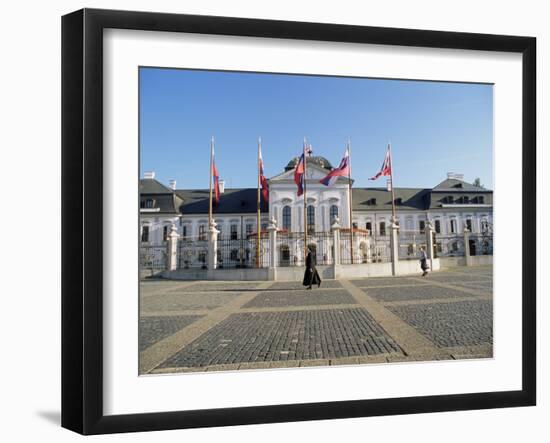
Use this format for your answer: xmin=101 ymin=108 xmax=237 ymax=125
xmin=61 ymin=8 xmax=536 ymax=435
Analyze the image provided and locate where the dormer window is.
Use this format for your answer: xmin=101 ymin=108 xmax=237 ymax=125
xmin=447 ymin=196 xmax=454 ymax=204
xmin=395 ymin=197 xmax=403 ymax=205
xmin=463 ymin=196 xmax=469 ymax=204
xmin=479 ymin=196 xmax=485 ymax=204
xmin=145 ymin=198 xmax=154 ymax=208
xmin=368 ymin=198 xmax=377 ymax=206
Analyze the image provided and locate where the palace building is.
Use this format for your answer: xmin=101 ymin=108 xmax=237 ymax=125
xmin=141 ymin=154 xmax=492 ymax=249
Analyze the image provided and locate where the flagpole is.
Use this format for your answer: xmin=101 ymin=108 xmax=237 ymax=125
xmin=257 ymin=137 xmax=262 ymax=268
xmin=303 ymin=138 xmax=308 ymax=262
xmin=208 ymin=136 xmax=214 ymax=227
xmin=347 ymin=138 xmax=354 ymax=264
xmin=389 ymin=143 xmax=396 ymax=224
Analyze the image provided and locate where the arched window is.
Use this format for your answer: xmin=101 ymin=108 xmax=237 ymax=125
xmin=307 ymin=205 xmax=315 ymax=234
xmin=282 ymin=206 xmax=291 ymax=230
xmin=330 ymin=205 xmax=339 ymax=223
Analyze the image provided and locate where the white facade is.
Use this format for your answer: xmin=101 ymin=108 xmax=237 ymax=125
xmin=140 ymin=162 xmax=493 ymax=249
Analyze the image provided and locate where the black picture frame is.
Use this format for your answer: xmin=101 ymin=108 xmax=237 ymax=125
xmin=61 ymin=8 xmax=536 ymax=435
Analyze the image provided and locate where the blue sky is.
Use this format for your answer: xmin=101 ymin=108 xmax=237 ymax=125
xmin=140 ymin=67 xmax=493 ymax=190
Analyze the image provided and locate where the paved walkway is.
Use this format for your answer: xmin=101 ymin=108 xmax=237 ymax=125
xmin=139 ymin=266 xmax=493 ymax=374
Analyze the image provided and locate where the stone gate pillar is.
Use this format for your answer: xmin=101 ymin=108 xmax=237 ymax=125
xmin=167 ymin=223 xmax=179 ymax=271
xmin=390 ymin=220 xmax=399 ymax=276
xmin=425 ymin=220 xmax=435 ymax=270
xmin=208 ymin=219 xmax=219 ymax=270
xmin=463 ymin=227 xmax=472 ymax=267
xmin=331 ymin=217 xmax=341 ymax=279
xmin=267 ymin=217 xmax=278 ymax=281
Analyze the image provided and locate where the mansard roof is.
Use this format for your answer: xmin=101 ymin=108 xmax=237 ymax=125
xmin=139 ymin=178 xmax=174 ymax=194
xmin=176 ymin=188 xmax=268 ymax=215
xmin=352 ymin=188 xmax=430 ymax=212
xmin=432 ymin=178 xmax=489 ymax=192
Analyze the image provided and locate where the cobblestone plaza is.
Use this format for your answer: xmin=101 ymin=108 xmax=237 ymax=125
xmin=139 ymin=266 xmax=493 ymax=374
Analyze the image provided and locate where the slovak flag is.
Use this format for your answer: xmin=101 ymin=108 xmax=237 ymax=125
xmin=369 ymin=145 xmax=392 ymax=180
xmin=320 ymin=148 xmax=350 ymax=187
xmin=212 ymin=151 xmax=220 ymax=205
xmin=259 ymin=146 xmax=269 ymax=202
xmin=294 ymin=153 xmax=305 ymax=197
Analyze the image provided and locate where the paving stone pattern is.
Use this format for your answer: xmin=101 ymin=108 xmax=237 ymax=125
xmin=389 ymin=300 xmax=493 ymax=347
xmin=350 ymin=277 xmax=423 ymax=288
xmin=183 ymin=281 xmax=265 ymax=292
xmin=365 ymin=284 xmax=476 ymax=302
xmin=139 ymin=315 xmax=204 ymax=351
xmin=243 ymin=289 xmax=356 ymax=308
xmin=140 ymin=265 xmax=494 ymax=372
xmin=268 ymin=280 xmax=343 ymax=290
xmin=159 ymin=308 xmax=402 ymax=368
xmin=141 ymin=291 xmax=241 ymax=312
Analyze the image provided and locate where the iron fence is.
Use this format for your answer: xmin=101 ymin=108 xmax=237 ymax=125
xmin=139 ymin=244 xmax=167 ymax=271
xmin=467 ymin=233 xmax=493 ymax=256
xmin=216 ymin=234 xmax=270 ymax=268
xmin=369 ymin=236 xmax=392 ymax=263
xmin=177 ymin=236 xmax=208 ymax=269
xmin=276 ymin=232 xmax=304 ymax=267
xmin=398 ymin=230 xmax=427 ymax=260
xmin=433 ymin=233 xmax=465 ymax=257
xmin=340 ymin=230 xmax=371 ymax=264
xmin=309 ymin=231 xmax=334 ymax=265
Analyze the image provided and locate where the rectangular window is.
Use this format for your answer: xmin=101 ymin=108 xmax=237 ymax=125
xmin=479 ymin=196 xmax=485 ymax=204
xmin=230 ymin=224 xmax=238 ymax=240
xmin=246 ymin=223 xmax=253 ymax=237
xmin=419 ymin=220 xmax=425 ymax=234
xmin=466 ymin=219 xmax=473 ymax=232
xmin=182 ymin=225 xmax=187 ymax=239
xmin=450 ymin=219 xmax=457 ymax=234
xmin=163 ymin=225 xmax=169 ymax=241
xmin=198 ymin=225 xmax=206 ymax=241
xmin=145 ymin=198 xmax=154 ymax=208
xmin=379 ymin=222 xmax=386 ymax=236
xmin=463 ymin=196 xmax=470 ymax=204
xmin=141 ymin=226 xmax=149 ymax=242
xmin=366 ymin=222 xmax=372 ymax=235
xmin=434 ymin=219 xmax=441 ymax=234
xmin=481 ymin=220 xmax=489 ymax=232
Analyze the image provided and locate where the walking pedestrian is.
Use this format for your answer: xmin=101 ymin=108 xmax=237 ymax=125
xmin=419 ymin=246 xmax=429 ymax=277
xmin=303 ymin=247 xmax=322 ymax=289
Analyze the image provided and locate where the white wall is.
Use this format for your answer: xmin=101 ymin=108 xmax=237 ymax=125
xmin=0 ymin=1 xmax=545 ymax=443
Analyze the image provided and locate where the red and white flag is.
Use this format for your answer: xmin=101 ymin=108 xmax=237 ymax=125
xmin=294 ymin=153 xmax=305 ymax=197
xmin=369 ymin=145 xmax=392 ymax=181
xmin=320 ymin=148 xmax=350 ymax=187
xmin=259 ymin=145 xmax=269 ymax=202
xmin=212 ymin=145 xmax=220 ymax=205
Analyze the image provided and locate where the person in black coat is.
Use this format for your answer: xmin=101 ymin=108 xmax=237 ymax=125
xmin=303 ymin=247 xmax=322 ymax=289
xmin=419 ymin=246 xmax=429 ymax=277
